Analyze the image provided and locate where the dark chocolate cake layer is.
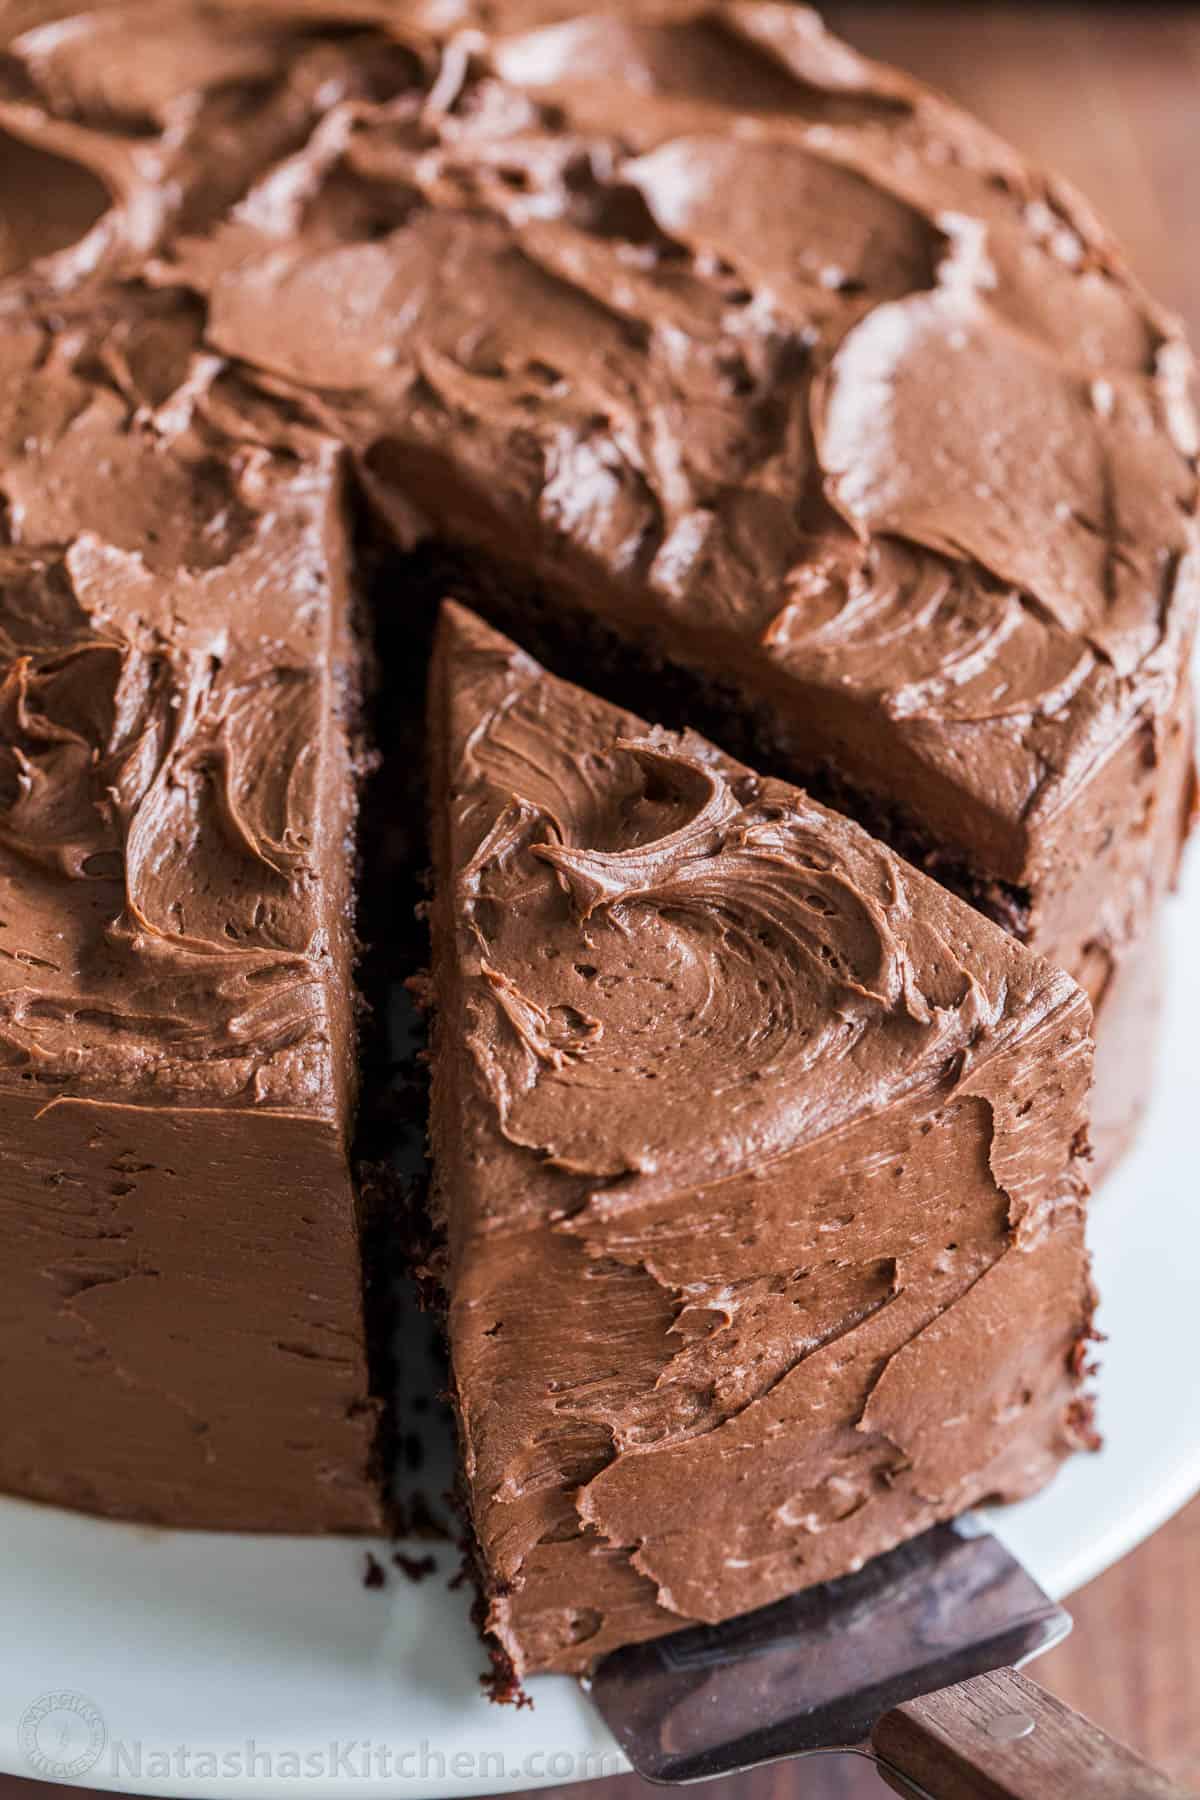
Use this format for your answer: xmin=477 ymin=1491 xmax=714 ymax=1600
xmin=427 ymin=602 xmax=1095 ymax=1675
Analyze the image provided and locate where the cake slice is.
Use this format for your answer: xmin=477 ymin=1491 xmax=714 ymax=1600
xmin=427 ymin=602 xmax=1095 ymax=1677
xmin=0 ymin=294 xmax=385 ymax=1531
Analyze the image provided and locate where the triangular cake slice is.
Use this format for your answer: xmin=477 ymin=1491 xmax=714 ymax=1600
xmin=427 ymin=601 xmax=1095 ymax=1679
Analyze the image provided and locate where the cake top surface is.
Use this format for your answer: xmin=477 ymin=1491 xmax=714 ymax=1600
xmin=2 ymin=0 xmax=1196 ymax=883
xmin=433 ymin=599 xmax=1089 ymax=1218
xmin=0 ymin=289 xmax=356 ymax=1113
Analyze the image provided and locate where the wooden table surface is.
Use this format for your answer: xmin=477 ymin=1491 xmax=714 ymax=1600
xmin=2 ymin=8 xmax=1198 ymax=1799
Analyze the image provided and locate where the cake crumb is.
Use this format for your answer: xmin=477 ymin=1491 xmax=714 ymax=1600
xmin=363 ymin=1550 xmax=387 ymax=1590
xmin=393 ymin=1551 xmax=437 ymax=1582
xmin=481 ymin=1644 xmax=532 ymax=1710
xmin=393 ymin=1491 xmax=451 ymax=1540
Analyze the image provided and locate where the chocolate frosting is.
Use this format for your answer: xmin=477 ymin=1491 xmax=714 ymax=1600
xmin=0 ymin=294 xmax=357 ymax=1110
xmin=429 ymin=602 xmax=1094 ymax=1673
xmin=464 ymin=729 xmax=1012 ymax=1196
xmin=0 ymin=289 xmax=382 ymax=1526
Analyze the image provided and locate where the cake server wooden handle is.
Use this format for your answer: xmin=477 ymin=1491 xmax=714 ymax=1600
xmin=872 ymin=1666 xmax=1189 ymax=1799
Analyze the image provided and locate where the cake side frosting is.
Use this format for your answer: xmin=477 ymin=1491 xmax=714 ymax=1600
xmin=429 ymin=602 xmax=1095 ymax=1672
xmin=0 ymin=284 xmax=385 ymax=1531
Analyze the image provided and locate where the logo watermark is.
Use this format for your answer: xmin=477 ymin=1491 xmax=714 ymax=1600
xmin=18 ymin=1693 xmax=624 ymax=1786
xmin=19 ymin=1692 xmax=107 ymax=1781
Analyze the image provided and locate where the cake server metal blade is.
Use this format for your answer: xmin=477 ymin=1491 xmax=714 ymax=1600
xmin=588 ymin=1515 xmax=1068 ymax=1786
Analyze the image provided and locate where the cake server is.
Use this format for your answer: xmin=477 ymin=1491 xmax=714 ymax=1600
xmin=589 ymin=1514 xmax=1185 ymax=1796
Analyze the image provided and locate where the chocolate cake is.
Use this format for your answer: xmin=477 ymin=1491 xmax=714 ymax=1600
xmin=427 ymin=601 xmax=1095 ymax=1675
xmin=0 ymin=0 xmax=1193 ymax=1582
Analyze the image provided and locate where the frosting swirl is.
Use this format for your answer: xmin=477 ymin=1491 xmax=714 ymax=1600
xmin=451 ymin=625 xmax=1040 ymax=1213
xmin=0 ymin=296 xmax=355 ymax=1106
